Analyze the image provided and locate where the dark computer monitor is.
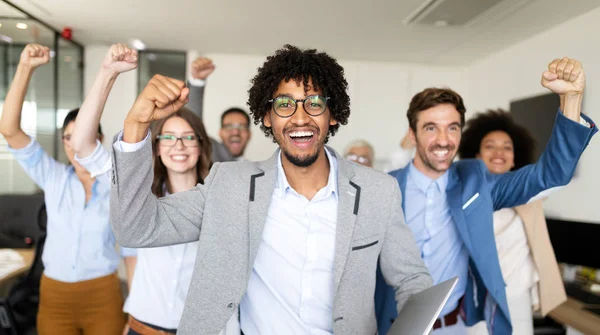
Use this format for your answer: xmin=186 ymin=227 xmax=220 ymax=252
xmin=509 ymin=93 xmax=560 ymax=161
xmin=546 ymin=217 xmax=600 ymax=269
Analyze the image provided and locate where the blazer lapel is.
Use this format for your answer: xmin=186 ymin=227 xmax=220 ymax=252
xmin=445 ymin=166 xmax=473 ymax=252
xmin=333 ymin=153 xmax=358 ymax=294
xmin=247 ymin=152 xmax=278 ymax=274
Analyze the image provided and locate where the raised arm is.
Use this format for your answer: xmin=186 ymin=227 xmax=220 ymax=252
xmin=0 ymin=44 xmax=50 ymax=149
xmin=72 ymin=44 xmax=138 ymax=158
xmin=111 ymin=75 xmax=213 ymax=248
xmin=186 ymin=57 xmax=215 ymax=119
xmin=491 ymin=58 xmax=597 ymax=209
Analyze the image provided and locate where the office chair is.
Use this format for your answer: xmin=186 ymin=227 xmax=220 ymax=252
xmin=3 ymin=203 xmax=46 ymax=335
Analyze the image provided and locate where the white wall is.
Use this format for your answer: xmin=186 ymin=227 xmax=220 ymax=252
xmin=463 ymin=6 xmax=600 ymax=223
xmin=85 ymin=5 xmax=599 ymax=226
xmin=88 ymin=47 xmax=465 ymax=167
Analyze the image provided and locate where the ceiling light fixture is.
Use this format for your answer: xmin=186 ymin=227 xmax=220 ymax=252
xmin=0 ymin=34 xmax=12 ymax=43
xmin=130 ymin=39 xmax=146 ymax=50
xmin=16 ymin=22 xmax=28 ymax=29
xmin=0 ymin=23 xmax=3 ymax=28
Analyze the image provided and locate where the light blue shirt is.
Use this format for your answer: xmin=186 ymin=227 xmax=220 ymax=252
xmin=240 ymin=148 xmax=338 ymax=335
xmin=404 ymin=162 xmax=469 ymax=317
xmin=8 ymin=137 xmax=136 ymax=283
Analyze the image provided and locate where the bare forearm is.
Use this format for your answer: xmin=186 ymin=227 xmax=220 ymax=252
xmin=123 ymin=118 xmax=150 ymax=143
xmin=560 ymin=93 xmax=583 ymax=122
xmin=0 ymin=64 xmax=34 ymax=147
xmin=72 ymin=69 xmax=118 ymax=156
xmin=123 ymin=256 xmax=137 ymax=290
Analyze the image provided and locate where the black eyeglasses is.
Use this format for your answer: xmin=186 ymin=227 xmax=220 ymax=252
xmin=156 ymin=134 xmax=201 ymax=147
xmin=222 ymin=123 xmax=249 ymax=132
xmin=268 ymin=95 xmax=330 ymax=118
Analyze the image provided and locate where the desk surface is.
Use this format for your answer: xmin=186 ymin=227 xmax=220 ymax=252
xmin=0 ymin=249 xmax=35 ymax=286
xmin=550 ymin=297 xmax=600 ymax=335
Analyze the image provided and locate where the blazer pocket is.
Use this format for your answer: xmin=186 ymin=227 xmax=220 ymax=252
xmin=352 ymin=239 xmax=379 ymax=251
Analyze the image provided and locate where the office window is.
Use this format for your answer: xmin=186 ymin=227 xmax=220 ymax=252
xmin=138 ymin=50 xmax=186 ymax=94
xmin=0 ymin=1 xmax=83 ymax=194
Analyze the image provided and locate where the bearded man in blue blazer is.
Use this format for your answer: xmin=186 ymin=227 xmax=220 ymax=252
xmin=375 ymin=57 xmax=597 ymax=335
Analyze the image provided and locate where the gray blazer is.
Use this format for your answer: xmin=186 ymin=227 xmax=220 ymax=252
xmin=110 ymin=137 xmax=432 ymax=335
xmin=186 ymin=82 xmax=235 ymax=163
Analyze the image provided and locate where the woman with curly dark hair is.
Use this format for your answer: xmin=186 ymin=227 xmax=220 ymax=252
xmin=459 ymin=110 xmax=566 ymax=335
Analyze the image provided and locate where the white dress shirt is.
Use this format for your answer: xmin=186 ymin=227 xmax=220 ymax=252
xmin=115 ymin=132 xmax=339 ymax=334
xmin=240 ymin=149 xmax=339 ymax=335
xmin=124 ymin=221 xmax=199 ymax=328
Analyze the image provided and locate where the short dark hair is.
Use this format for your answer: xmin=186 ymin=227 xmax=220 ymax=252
xmin=61 ymin=108 xmax=103 ymax=135
xmin=407 ymin=88 xmax=466 ymax=132
xmin=221 ymin=107 xmax=250 ymax=127
xmin=247 ymin=44 xmax=350 ymax=142
xmin=458 ymin=109 xmax=536 ymax=170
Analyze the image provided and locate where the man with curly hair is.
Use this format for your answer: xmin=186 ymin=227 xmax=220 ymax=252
xmin=375 ymin=58 xmax=597 ymax=335
xmin=107 ymin=45 xmax=432 ymax=335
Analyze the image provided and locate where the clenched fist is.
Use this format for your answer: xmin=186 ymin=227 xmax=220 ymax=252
xmin=541 ymin=57 xmax=585 ymax=95
xmin=19 ymin=44 xmax=50 ymax=69
xmin=191 ymin=57 xmax=215 ymax=80
xmin=102 ymin=43 xmax=138 ymax=75
xmin=126 ymin=75 xmax=190 ymax=125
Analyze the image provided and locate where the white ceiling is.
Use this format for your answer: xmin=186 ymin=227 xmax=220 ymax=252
xmin=3 ymin=0 xmax=600 ymax=65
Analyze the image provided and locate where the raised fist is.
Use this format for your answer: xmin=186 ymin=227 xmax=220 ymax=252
xmin=191 ymin=57 xmax=215 ymax=80
xmin=127 ymin=75 xmax=189 ymax=124
xmin=102 ymin=43 xmax=138 ymax=75
xmin=541 ymin=57 xmax=585 ymax=95
xmin=19 ymin=44 xmax=50 ymax=69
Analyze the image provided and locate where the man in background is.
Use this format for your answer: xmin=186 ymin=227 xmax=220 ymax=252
xmin=344 ymin=139 xmax=375 ymax=167
xmin=186 ymin=57 xmax=252 ymax=162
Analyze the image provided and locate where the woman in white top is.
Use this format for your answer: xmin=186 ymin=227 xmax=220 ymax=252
xmin=458 ymin=110 xmax=566 ymax=335
xmin=71 ymin=44 xmax=212 ymax=334
xmin=123 ymin=107 xmax=211 ymax=334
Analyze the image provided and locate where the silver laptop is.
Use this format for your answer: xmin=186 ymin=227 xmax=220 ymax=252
xmin=387 ymin=277 xmax=459 ymax=335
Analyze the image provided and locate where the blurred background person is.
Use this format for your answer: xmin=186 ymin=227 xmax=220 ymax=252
xmin=458 ymin=109 xmax=567 ymax=335
xmin=344 ymin=139 xmax=375 ymax=167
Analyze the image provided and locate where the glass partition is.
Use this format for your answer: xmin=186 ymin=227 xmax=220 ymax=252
xmin=0 ymin=1 xmax=83 ymax=194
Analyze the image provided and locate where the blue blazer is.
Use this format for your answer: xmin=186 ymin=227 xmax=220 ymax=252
xmin=375 ymin=111 xmax=596 ymax=335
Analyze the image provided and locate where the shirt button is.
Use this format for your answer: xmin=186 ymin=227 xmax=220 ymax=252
xmin=227 ymin=302 xmax=236 ymax=310
xmin=172 ymin=279 xmax=177 ymax=284
xmin=168 ymin=303 xmax=173 ymax=308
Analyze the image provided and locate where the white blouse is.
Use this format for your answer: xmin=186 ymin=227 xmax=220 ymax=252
xmin=493 ymin=208 xmax=539 ymax=304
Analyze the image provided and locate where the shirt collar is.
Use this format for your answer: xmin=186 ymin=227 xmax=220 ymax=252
xmin=276 ymin=147 xmax=338 ymax=200
xmin=408 ymin=160 xmax=449 ymax=193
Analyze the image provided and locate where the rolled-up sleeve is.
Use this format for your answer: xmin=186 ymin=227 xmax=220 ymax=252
xmin=113 ymin=130 xmax=150 ymax=153
xmin=75 ymin=140 xmax=112 ymax=185
xmin=120 ymin=246 xmax=137 ymax=258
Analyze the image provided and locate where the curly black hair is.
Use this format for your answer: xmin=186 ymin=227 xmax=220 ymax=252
xmin=247 ymin=44 xmax=350 ymax=142
xmin=458 ymin=109 xmax=536 ymax=170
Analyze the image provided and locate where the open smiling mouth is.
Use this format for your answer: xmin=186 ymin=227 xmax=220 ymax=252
xmin=170 ymin=154 xmax=189 ymax=162
xmin=288 ymin=130 xmax=315 ymax=148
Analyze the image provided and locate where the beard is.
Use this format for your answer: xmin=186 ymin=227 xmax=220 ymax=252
xmin=282 ymin=149 xmax=320 ymax=167
xmin=416 ymin=143 xmax=456 ymax=173
xmin=274 ymin=124 xmax=322 ymax=168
